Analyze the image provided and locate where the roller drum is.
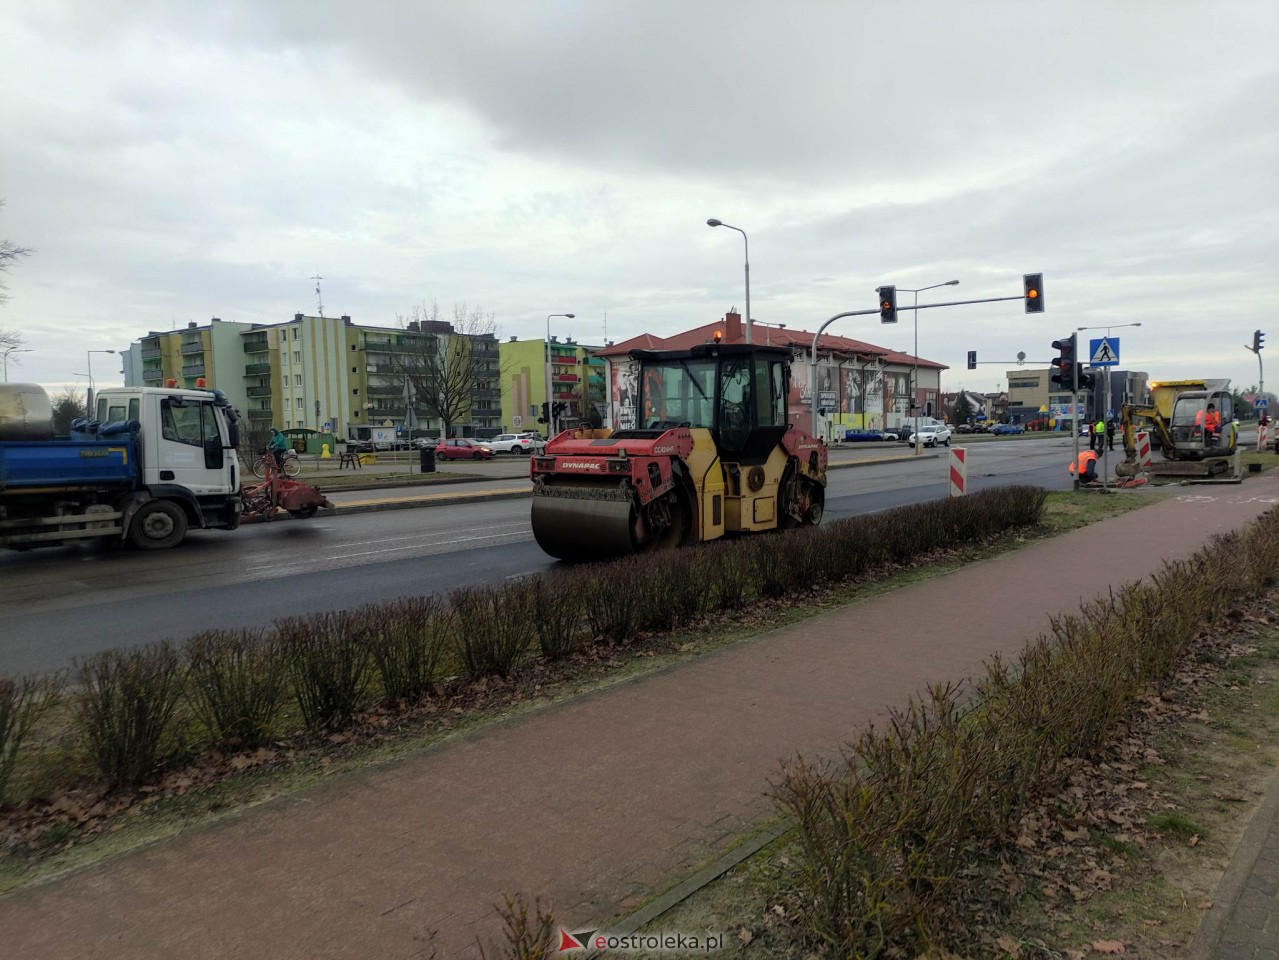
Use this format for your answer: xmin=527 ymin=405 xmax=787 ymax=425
xmin=531 ymin=492 xmax=640 ymax=562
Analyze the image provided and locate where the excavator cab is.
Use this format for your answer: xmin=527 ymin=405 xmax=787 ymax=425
xmin=1168 ymin=389 xmax=1236 ymax=459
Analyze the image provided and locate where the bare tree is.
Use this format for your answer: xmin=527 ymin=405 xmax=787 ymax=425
xmin=0 ymin=200 xmax=33 ymax=307
xmin=393 ymin=301 xmax=500 ymax=439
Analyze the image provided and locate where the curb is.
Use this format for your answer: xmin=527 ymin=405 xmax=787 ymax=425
xmin=1190 ymin=764 xmax=1279 ymax=959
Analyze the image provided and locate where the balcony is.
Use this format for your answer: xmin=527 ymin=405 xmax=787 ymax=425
xmin=367 ymin=384 xmax=403 ymax=397
xmin=140 ymin=346 xmax=161 ymax=360
xmin=246 ymin=386 xmax=272 ymax=398
xmin=142 ymin=369 xmax=164 ymax=382
xmin=367 ymin=407 xmax=407 ymax=419
xmin=247 ymin=408 xmax=273 ymax=420
xmin=180 ymin=342 xmax=204 ymax=356
xmin=362 ymin=340 xmax=427 ymax=354
xmin=181 ymin=364 xmax=206 ymax=377
xmin=553 ymin=373 xmax=580 ymax=383
xmin=471 ymin=387 xmax=500 ymax=400
xmin=244 ymin=363 xmax=271 ymax=376
xmin=243 ymin=337 xmax=269 ymax=354
xmin=365 ymin=363 xmax=396 ymax=374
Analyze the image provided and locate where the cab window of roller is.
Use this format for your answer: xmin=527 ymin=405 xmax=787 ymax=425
xmin=640 ymin=359 xmax=715 ymax=429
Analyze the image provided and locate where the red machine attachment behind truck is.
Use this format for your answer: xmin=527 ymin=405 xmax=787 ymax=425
xmin=530 ymin=342 xmax=827 ymax=561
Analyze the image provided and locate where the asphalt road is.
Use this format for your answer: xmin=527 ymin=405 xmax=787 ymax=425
xmin=0 ymin=437 xmax=1080 ymax=675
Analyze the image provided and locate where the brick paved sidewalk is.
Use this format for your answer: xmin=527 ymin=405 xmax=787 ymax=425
xmin=3 ymin=480 xmax=1276 ymax=959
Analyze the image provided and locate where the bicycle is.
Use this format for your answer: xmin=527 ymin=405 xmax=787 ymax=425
xmin=250 ymin=449 xmax=301 ymax=478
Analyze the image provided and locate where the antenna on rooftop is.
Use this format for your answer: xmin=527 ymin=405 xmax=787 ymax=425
xmin=312 ymin=274 xmax=325 ymax=317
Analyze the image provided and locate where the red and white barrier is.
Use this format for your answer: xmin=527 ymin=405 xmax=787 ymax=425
xmin=1135 ymin=431 xmax=1153 ymax=469
xmin=949 ymin=446 xmax=967 ymax=498
xmin=1260 ymin=422 xmax=1270 ymax=452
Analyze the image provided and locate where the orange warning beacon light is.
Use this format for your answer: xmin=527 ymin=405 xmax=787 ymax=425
xmin=194 ymin=378 xmax=207 ymax=388
xmin=165 ymin=379 xmax=177 ymax=388
xmin=713 ymin=329 xmax=722 ymax=343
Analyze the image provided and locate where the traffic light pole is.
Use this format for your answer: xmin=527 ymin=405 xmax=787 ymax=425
xmin=1072 ymin=389 xmax=1081 ymax=491
xmin=812 ymin=293 xmax=1034 ymax=437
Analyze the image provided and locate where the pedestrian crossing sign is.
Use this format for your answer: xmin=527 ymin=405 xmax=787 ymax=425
xmin=1089 ymin=337 xmax=1120 ymax=367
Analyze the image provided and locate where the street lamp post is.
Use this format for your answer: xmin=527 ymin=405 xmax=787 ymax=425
xmin=887 ymin=280 xmax=960 ymax=455
xmin=545 ymin=313 xmax=575 ymax=436
xmin=706 ymin=219 xmax=751 ymax=344
xmin=86 ymin=349 xmax=117 ymax=415
xmin=1076 ymin=322 xmax=1141 ymax=489
xmin=1 ymin=347 xmax=32 ymax=382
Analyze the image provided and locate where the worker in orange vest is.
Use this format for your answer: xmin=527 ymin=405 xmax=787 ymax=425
xmin=1194 ymin=403 xmax=1222 ymax=443
xmin=1068 ymin=449 xmax=1100 ymax=483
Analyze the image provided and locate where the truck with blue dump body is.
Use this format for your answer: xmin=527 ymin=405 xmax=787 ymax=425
xmin=0 ymin=381 xmax=322 ymax=550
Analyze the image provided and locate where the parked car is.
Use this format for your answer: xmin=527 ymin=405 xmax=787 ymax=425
xmin=991 ymin=423 xmax=1024 ymax=435
xmin=954 ymin=423 xmax=975 ymax=434
xmin=842 ymin=429 xmax=895 ymax=443
xmin=487 ymin=433 xmax=546 ymax=455
xmin=907 ymin=424 xmax=953 ymax=447
xmin=411 ymin=437 xmax=440 ymax=449
xmin=435 ymin=438 xmax=495 ymax=461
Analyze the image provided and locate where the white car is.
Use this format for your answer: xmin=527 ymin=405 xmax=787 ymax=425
xmin=907 ymin=424 xmax=953 ymax=447
xmin=486 ymin=433 xmax=546 ymax=455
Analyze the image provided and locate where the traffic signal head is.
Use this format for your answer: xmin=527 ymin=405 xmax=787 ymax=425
xmin=1077 ymin=365 xmax=1095 ymax=390
xmin=877 ymin=285 xmax=897 ymax=323
xmin=1255 ymin=330 xmax=1265 ymax=352
xmin=1050 ymin=334 xmax=1076 ymax=390
xmin=538 ymin=402 xmax=549 ymax=424
xmin=967 ymin=350 xmax=977 ymax=370
xmin=1024 ymin=273 xmax=1044 ymax=314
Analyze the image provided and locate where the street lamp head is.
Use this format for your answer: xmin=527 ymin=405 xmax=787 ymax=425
xmin=945 ymin=280 xmax=960 ymax=286
xmin=706 ymin=219 xmax=722 ymax=227
xmin=565 ymin=313 xmax=575 ymax=319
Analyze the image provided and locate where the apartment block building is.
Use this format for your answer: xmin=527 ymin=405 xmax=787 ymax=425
xmin=499 ymin=336 xmax=607 ymax=433
xmin=125 ymin=314 xmax=502 ymax=439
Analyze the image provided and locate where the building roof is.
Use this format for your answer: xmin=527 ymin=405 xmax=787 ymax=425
xmin=593 ymin=312 xmax=947 ymax=370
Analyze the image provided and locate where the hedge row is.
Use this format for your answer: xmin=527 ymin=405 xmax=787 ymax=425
xmin=777 ymin=505 xmax=1279 ymax=958
xmin=0 ymin=486 xmax=1046 ymax=798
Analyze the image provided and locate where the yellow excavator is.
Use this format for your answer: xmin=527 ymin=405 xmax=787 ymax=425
xmin=530 ymin=342 xmax=827 ymax=561
xmin=1117 ymin=380 xmax=1237 ymax=479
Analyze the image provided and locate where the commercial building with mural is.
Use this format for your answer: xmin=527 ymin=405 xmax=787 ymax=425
xmin=595 ymin=311 xmax=946 ymax=440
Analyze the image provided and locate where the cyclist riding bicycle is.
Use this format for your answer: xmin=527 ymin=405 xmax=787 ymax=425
xmin=267 ymin=428 xmax=292 ymax=472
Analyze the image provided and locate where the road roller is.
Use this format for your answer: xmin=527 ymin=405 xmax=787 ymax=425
xmin=530 ymin=342 xmax=827 ymax=561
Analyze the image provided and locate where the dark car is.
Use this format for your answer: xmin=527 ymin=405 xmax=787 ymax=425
xmin=843 ymin=429 xmax=892 ymax=442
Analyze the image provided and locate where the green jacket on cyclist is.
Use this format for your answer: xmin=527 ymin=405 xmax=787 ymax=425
xmin=268 ymin=429 xmax=291 ymax=454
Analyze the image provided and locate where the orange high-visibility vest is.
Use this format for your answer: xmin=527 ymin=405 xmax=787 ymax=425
xmin=1068 ymin=450 xmax=1099 ymax=476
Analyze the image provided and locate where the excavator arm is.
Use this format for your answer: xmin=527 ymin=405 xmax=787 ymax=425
xmin=1120 ymin=403 xmax=1174 ymax=460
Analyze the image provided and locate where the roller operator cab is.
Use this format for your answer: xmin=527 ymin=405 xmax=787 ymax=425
xmin=530 ymin=343 xmax=827 ymax=562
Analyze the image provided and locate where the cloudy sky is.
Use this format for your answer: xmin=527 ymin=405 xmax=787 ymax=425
xmin=2 ymin=0 xmax=1276 ymax=397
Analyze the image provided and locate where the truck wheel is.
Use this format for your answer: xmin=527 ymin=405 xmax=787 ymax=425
xmin=128 ymin=500 xmax=188 ymax=550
